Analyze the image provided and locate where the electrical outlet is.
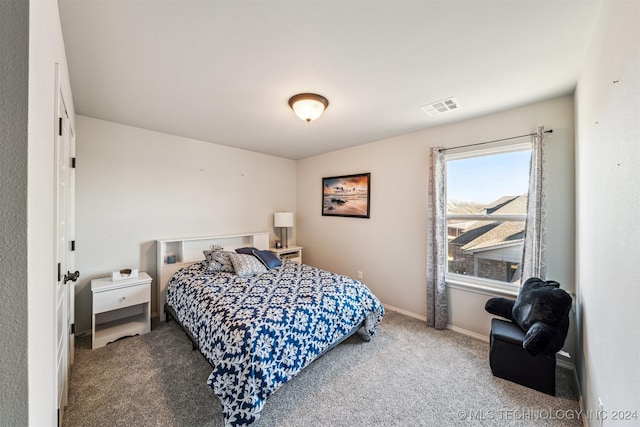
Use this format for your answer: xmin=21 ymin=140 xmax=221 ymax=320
xmin=357 ymin=271 xmax=363 ymax=280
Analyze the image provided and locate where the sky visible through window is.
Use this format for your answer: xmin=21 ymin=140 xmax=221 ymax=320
xmin=447 ymin=150 xmax=531 ymax=205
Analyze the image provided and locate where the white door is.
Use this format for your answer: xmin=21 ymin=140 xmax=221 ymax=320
xmin=67 ymin=126 xmax=76 ymax=368
xmin=55 ymin=77 xmax=78 ymax=424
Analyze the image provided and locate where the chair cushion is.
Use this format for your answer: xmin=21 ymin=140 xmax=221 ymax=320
xmin=491 ymin=318 xmax=525 ymax=346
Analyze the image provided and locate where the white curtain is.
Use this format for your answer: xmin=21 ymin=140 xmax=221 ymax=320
xmin=426 ymin=147 xmax=447 ymax=329
xmin=520 ymin=126 xmax=548 ymax=281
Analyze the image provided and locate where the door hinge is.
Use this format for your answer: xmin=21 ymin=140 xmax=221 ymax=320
xmin=58 ymin=117 xmax=62 ymax=136
xmin=57 ymin=408 xmax=60 ymax=427
xmin=57 ymin=263 xmax=61 ymax=282
xmin=71 ymin=323 xmax=75 ymax=334
xmin=71 ymin=157 xmax=76 ymax=168
xmin=70 ymin=240 xmax=76 ymax=251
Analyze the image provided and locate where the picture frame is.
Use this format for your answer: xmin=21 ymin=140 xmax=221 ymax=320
xmin=322 ymin=173 xmax=371 ymax=218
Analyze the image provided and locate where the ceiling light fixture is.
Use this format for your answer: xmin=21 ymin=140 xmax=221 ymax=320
xmin=288 ymin=93 xmax=329 ymax=123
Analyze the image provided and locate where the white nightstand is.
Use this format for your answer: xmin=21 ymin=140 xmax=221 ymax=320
xmin=271 ymin=246 xmax=303 ymax=264
xmin=91 ymin=272 xmax=152 ymax=349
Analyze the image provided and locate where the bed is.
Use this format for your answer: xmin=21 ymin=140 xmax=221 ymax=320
xmin=157 ymin=233 xmax=384 ymax=426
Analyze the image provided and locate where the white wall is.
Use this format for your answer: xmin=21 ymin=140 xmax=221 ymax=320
xmin=0 ymin=0 xmax=29 ymax=424
xmin=297 ymin=95 xmax=576 ymax=353
xmin=75 ymin=116 xmax=297 ymax=333
xmin=574 ymin=0 xmax=640 ymax=420
xmin=28 ymin=0 xmax=76 ymax=425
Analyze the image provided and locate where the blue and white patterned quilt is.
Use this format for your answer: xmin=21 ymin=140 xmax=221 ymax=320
xmin=166 ymin=260 xmax=384 ymax=426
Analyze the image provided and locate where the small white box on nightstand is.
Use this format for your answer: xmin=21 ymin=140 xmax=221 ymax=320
xmin=111 ymin=268 xmax=138 ymax=281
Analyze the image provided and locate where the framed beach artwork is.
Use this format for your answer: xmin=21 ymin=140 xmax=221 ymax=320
xmin=322 ymin=173 xmax=371 ymax=218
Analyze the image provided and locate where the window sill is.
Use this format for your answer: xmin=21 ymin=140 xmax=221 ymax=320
xmin=446 ymin=275 xmax=519 ymax=298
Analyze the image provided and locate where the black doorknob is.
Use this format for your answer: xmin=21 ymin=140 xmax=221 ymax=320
xmin=64 ymin=270 xmax=80 ymax=284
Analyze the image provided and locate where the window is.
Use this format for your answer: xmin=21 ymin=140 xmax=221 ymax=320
xmin=445 ymin=143 xmax=531 ymax=289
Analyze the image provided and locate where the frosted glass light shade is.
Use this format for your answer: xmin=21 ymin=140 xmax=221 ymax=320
xmin=274 ymin=212 xmax=294 ymax=227
xmin=288 ymin=93 xmax=329 ymax=122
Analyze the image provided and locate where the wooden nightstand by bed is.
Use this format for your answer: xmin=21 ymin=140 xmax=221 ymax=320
xmin=91 ymin=272 xmax=152 ymax=349
xmin=270 ymin=246 xmax=303 ymax=264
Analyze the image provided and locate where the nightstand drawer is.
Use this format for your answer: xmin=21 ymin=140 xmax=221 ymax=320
xmin=94 ymin=283 xmax=149 ymax=314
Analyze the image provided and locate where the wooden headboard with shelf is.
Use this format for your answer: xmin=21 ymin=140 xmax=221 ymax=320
xmin=156 ymin=231 xmax=269 ymax=321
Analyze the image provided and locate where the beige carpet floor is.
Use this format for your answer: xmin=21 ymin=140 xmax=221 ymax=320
xmin=63 ymin=310 xmax=581 ymax=426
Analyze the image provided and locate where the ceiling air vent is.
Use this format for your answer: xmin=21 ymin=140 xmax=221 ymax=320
xmin=420 ymin=97 xmax=460 ymax=117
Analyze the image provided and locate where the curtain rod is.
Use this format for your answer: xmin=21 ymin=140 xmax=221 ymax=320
xmin=438 ymin=129 xmax=553 ymax=153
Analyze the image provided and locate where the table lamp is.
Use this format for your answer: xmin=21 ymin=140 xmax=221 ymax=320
xmin=274 ymin=212 xmax=294 ymax=248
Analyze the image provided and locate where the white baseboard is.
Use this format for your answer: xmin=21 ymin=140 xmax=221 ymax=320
xmin=574 ymin=363 xmax=587 ymax=427
xmin=382 ymin=304 xmax=490 ymax=343
xmin=557 ymin=355 xmax=575 ymax=371
xmin=578 ymin=394 xmax=588 ymax=427
xmin=382 ymin=304 xmax=427 ymax=322
xmin=447 ymin=324 xmax=490 ymax=342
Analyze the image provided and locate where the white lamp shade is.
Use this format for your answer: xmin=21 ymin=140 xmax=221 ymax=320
xmin=274 ymin=212 xmax=294 ymax=227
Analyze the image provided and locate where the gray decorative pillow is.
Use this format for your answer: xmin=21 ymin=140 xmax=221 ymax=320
xmin=228 ymin=253 xmax=267 ymax=277
xmin=203 ymin=245 xmax=224 ymax=257
xmin=203 ymin=250 xmax=234 ymax=273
